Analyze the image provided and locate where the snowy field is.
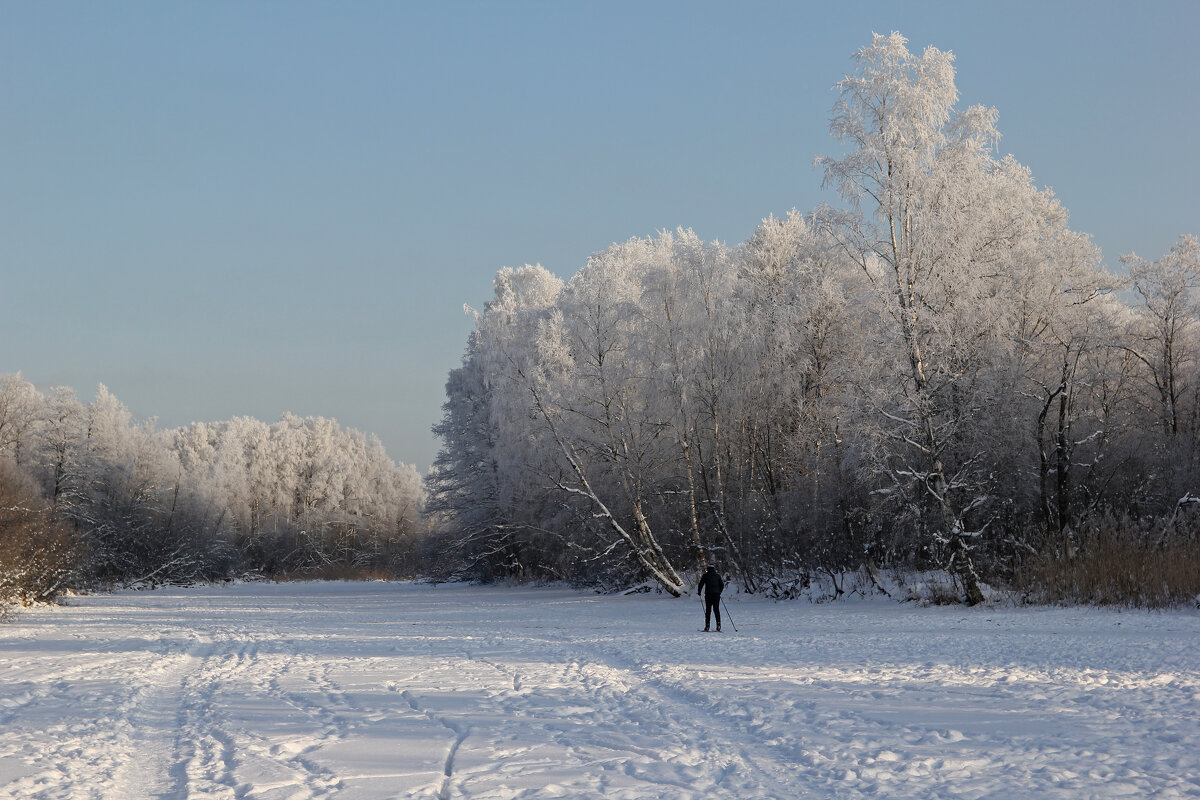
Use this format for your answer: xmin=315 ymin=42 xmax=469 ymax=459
xmin=1 ymin=583 xmax=1198 ymax=800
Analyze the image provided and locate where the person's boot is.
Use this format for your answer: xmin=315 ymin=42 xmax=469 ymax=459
xmin=703 ymin=626 xmax=710 ymax=632
xmin=716 ymin=625 xmax=721 ymax=632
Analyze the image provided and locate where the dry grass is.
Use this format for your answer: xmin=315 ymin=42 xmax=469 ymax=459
xmin=1018 ymin=513 xmax=1200 ymax=608
xmin=271 ymin=564 xmax=405 ymax=583
xmin=0 ymin=459 xmax=81 ymax=607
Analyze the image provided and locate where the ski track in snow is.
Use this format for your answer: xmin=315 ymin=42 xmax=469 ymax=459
xmin=2 ymin=584 xmax=1199 ymax=799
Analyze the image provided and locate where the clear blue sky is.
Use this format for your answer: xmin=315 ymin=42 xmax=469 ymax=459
xmin=2 ymin=1 xmax=1197 ymax=471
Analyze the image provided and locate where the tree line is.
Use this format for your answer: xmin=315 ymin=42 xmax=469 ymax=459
xmin=425 ymin=33 xmax=1200 ymax=604
xmin=5 ymin=33 xmax=1196 ymax=610
xmin=0 ymin=377 xmax=425 ymax=607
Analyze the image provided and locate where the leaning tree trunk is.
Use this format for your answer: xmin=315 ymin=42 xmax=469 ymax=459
xmin=528 ymin=383 xmax=685 ymax=596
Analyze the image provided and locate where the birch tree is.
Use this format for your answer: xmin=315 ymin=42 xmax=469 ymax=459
xmin=1122 ymin=235 xmax=1200 ymax=439
xmin=0 ymin=374 xmax=40 ymax=464
xmin=535 ymin=254 xmax=688 ymax=594
xmin=816 ymin=32 xmax=1086 ymax=603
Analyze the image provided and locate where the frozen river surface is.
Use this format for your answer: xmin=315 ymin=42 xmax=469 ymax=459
xmin=1 ymin=582 xmax=1198 ymax=799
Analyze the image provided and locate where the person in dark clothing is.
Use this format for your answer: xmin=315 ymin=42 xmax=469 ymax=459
xmin=697 ymin=565 xmax=724 ymax=631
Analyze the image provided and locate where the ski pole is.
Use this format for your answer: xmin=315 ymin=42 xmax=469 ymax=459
xmin=721 ymin=599 xmax=738 ymax=632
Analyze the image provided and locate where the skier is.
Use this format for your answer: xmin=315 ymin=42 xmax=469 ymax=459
xmin=697 ymin=565 xmax=724 ymax=632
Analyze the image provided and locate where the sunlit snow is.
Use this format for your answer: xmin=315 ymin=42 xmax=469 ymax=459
xmin=2 ymin=583 xmax=1198 ymax=799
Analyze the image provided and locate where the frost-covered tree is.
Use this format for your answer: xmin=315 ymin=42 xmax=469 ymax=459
xmin=1122 ymin=235 xmax=1200 ymax=440
xmin=813 ymin=31 xmax=1111 ymax=602
xmin=0 ymin=374 xmax=424 ymax=591
xmin=458 ymin=263 xmax=613 ymax=584
xmin=171 ymin=412 xmax=424 ymax=577
xmin=427 ymin=341 xmax=513 ymax=579
xmin=737 ymin=212 xmax=866 ymax=572
xmin=424 ymin=32 xmax=1188 ymax=602
xmin=0 ymin=374 xmax=41 ymax=464
xmin=36 ymin=387 xmax=88 ymax=515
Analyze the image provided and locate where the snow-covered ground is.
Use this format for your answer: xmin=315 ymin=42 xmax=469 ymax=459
xmin=1 ymin=583 xmax=1198 ymax=799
